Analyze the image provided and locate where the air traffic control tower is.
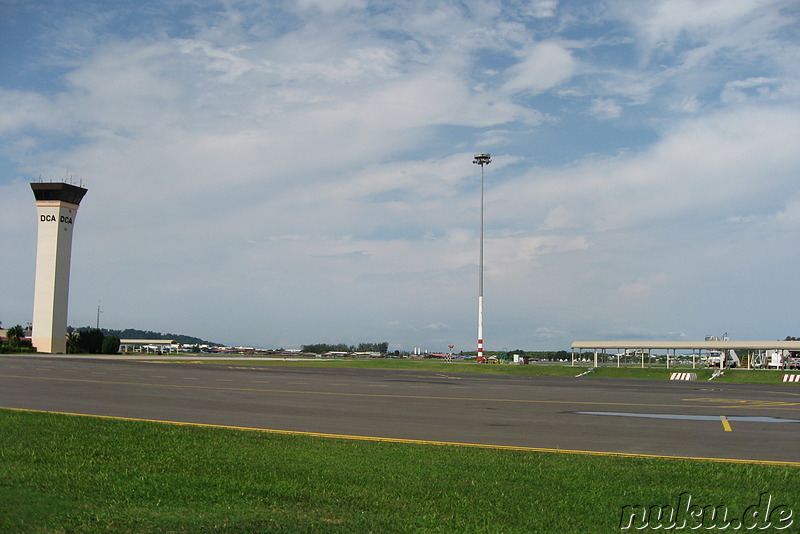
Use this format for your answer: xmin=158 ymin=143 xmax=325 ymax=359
xmin=30 ymin=182 xmax=88 ymax=354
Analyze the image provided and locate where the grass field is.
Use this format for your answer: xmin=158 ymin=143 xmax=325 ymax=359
xmin=170 ymin=357 xmax=800 ymax=384
xmin=1 ymin=409 xmax=798 ymax=533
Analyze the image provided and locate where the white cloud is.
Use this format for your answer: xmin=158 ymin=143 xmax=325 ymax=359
xmin=720 ymin=77 xmax=786 ymax=103
xmin=612 ymin=0 xmax=783 ymax=55
xmin=523 ymin=1 xmax=559 ymax=19
xmin=594 ymin=0 xmax=796 ymax=114
xmin=2 ymin=0 xmax=799 ymax=351
xmin=0 ymin=90 xmax=55 ymax=134
xmin=502 ymin=42 xmax=576 ymax=95
xmin=589 ymin=98 xmax=622 ymax=119
xmin=670 ymin=94 xmax=701 ymax=113
xmin=532 ymin=105 xmax=798 ymax=230
xmin=616 ymin=277 xmax=662 ymax=299
xmin=294 ymin=0 xmax=367 ymax=13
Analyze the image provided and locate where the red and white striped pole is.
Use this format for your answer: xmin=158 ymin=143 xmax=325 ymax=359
xmin=477 ymin=297 xmax=483 ymax=362
xmin=473 ymin=154 xmax=491 ymax=362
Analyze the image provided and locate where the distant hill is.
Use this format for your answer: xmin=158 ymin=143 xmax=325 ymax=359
xmin=70 ymin=327 xmax=221 ymax=347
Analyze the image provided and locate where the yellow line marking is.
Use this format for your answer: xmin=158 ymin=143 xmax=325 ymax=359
xmin=182 ymin=377 xmax=199 ymax=381
xmin=685 ymin=397 xmax=799 ymax=407
xmin=2 ymin=406 xmax=797 ymax=467
xmin=720 ymin=416 xmax=733 ymax=432
xmin=1 ymin=374 xmax=799 ymax=411
xmin=734 ymin=388 xmax=800 ymax=398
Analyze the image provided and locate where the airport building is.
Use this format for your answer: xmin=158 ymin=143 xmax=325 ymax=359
xmin=118 ymin=339 xmax=178 ymax=354
xmin=30 ymin=182 xmax=88 ymax=354
xmin=571 ymin=335 xmax=800 ymax=369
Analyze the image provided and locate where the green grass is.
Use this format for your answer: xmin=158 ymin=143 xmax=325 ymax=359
xmin=589 ymin=367 xmax=800 ymax=383
xmin=172 ymin=358 xmax=593 ymax=377
xmin=172 ymin=357 xmax=800 ymax=384
xmin=1 ymin=409 xmax=798 ymax=533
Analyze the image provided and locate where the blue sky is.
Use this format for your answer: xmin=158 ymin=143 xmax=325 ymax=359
xmin=2 ymin=0 xmax=799 ymax=351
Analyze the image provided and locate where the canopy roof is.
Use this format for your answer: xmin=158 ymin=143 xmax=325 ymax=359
xmin=571 ymin=340 xmax=800 ymax=351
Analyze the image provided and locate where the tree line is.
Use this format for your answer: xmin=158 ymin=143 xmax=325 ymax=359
xmin=301 ymin=342 xmax=389 ymax=354
xmin=67 ymin=328 xmax=120 ymax=354
xmin=92 ymin=327 xmax=220 ymax=347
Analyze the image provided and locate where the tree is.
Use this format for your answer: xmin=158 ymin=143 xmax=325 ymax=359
xmin=1 ymin=324 xmax=33 ymax=353
xmin=101 ymin=335 xmax=121 ymax=355
xmin=70 ymin=328 xmax=104 ymax=354
xmin=356 ymin=342 xmax=389 ymax=353
xmin=67 ymin=331 xmax=81 ymax=353
xmin=6 ymin=325 xmax=25 ymax=347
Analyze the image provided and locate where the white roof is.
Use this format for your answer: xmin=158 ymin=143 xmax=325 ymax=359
xmin=571 ymin=340 xmax=800 ymax=350
xmin=119 ymin=339 xmax=176 ymax=344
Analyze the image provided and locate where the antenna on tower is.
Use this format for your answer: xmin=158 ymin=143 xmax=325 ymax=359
xmin=96 ymin=302 xmax=103 ymax=330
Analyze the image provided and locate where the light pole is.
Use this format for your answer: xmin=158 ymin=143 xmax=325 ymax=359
xmin=473 ymin=153 xmax=491 ymax=362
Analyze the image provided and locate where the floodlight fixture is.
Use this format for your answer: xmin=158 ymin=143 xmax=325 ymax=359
xmin=473 ymin=154 xmax=492 ymax=166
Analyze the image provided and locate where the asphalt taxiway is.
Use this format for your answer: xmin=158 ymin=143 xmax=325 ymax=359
xmin=1 ymin=355 xmax=799 ymax=464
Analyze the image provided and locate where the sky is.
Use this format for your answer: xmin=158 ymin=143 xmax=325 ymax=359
xmin=1 ymin=0 xmax=799 ymax=352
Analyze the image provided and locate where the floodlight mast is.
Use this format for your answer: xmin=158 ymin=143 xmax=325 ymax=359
xmin=473 ymin=153 xmax=491 ymax=362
